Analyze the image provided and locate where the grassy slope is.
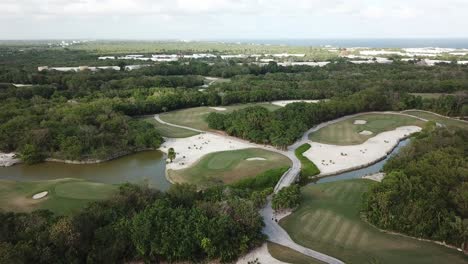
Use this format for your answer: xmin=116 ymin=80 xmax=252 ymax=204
xmin=404 ymin=110 xmax=468 ymax=130
xmin=295 ymin=144 xmax=320 ymax=177
xmin=280 ymin=180 xmax=468 ymax=264
xmin=308 ymin=113 xmax=426 ymax=145
xmin=167 ymin=148 xmax=291 ymax=188
xmin=140 ymin=116 xmax=199 ymax=138
xmin=0 ymin=179 xmax=117 ymax=215
xmin=268 ymin=242 xmax=324 ymax=264
xmin=159 ymin=103 xmax=282 ymax=131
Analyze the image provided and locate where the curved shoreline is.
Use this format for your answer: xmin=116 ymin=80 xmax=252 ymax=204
xmin=314 ymin=133 xmax=414 ymax=178
xmin=1 ymin=148 xmax=158 ymax=167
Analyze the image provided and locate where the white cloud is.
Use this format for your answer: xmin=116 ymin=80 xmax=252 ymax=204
xmin=1 ymin=0 xmax=467 ymax=39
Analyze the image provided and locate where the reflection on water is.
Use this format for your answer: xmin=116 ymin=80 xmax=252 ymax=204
xmin=0 ymin=150 xmax=170 ymax=191
xmin=314 ymin=139 xmax=410 ymax=184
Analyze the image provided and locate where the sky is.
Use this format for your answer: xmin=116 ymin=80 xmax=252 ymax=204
xmin=1 ymin=0 xmax=468 ymax=40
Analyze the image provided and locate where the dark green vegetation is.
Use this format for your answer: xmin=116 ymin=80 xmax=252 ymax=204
xmin=365 ymin=125 xmax=468 ymax=249
xmin=267 ymin=242 xmax=323 ymax=264
xmin=208 ymin=89 xmax=395 ymax=148
xmin=0 ymin=183 xmax=267 ymax=263
xmin=0 ymin=179 xmax=117 ymax=214
xmin=230 ymin=167 xmax=289 ymax=191
xmin=295 ymin=144 xmax=320 ymax=178
xmin=272 ymin=185 xmax=301 ymax=210
xmin=167 ymin=148 xmax=291 ymax=188
xmin=308 ymin=113 xmax=426 ymax=145
xmin=1 ymin=44 xmax=467 ymax=161
xmin=280 ymin=180 xmax=468 ymax=264
xmin=160 ymin=103 xmax=281 ymax=131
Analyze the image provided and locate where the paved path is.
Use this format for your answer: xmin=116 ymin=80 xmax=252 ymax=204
xmin=155 ymin=110 xmax=429 ymax=264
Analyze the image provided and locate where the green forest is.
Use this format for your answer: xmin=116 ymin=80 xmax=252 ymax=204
xmin=365 ymin=124 xmax=468 ymax=248
xmin=0 ymin=183 xmax=272 ymax=263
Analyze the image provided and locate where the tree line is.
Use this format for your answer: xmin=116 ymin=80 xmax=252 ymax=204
xmin=207 ymin=88 xmax=395 ymax=148
xmin=0 ymin=183 xmax=269 ymax=263
xmin=364 ymin=124 xmax=468 ymax=249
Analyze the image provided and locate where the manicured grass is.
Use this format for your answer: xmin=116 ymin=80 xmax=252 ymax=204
xmin=167 ymin=148 xmax=291 ymax=188
xmin=280 ymin=179 xmax=468 ymax=264
xmin=159 ymin=103 xmax=282 ymax=131
xmin=267 ymin=242 xmax=324 ymax=264
xmin=295 ymin=143 xmax=320 ymax=177
xmin=0 ymin=179 xmax=117 ymax=215
xmin=230 ymin=166 xmax=289 ymax=191
xmin=404 ymin=110 xmax=468 ymax=130
xmin=140 ymin=116 xmax=199 ymax=138
xmin=308 ymin=113 xmax=426 ymax=145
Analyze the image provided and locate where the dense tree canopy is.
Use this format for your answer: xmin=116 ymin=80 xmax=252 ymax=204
xmin=0 ymin=183 xmax=266 ymax=263
xmin=364 ymin=125 xmax=468 ymax=248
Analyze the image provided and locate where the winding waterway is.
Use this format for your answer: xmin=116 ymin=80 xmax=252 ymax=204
xmin=315 ymin=138 xmax=410 ymax=184
xmin=0 ymin=150 xmax=170 ymax=191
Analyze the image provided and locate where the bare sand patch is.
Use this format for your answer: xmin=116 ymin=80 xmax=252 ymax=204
xmin=0 ymin=152 xmax=20 ymax=167
xmin=160 ymin=133 xmax=253 ymax=170
xmin=246 ymin=157 xmax=267 ymax=161
xmin=209 ymin=107 xmax=227 ymax=111
xmin=359 ymin=130 xmax=373 ymax=135
xmin=271 ymin=100 xmax=321 ymax=107
xmin=304 ymin=126 xmax=421 ymax=176
xmin=32 ymin=191 xmax=48 ymax=200
xmin=363 ymin=172 xmax=385 ymax=182
xmin=354 ymin=120 xmax=367 ymax=125
xmin=236 ymin=243 xmax=287 ymax=264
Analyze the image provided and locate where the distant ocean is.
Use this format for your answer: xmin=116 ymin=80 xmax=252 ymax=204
xmin=219 ymin=39 xmax=468 ymax=48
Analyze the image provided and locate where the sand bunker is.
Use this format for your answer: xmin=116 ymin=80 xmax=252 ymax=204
xmin=209 ymin=107 xmax=227 ymax=111
xmin=236 ymin=243 xmax=286 ymax=264
xmin=354 ymin=120 xmax=367 ymax=125
xmin=359 ymin=130 xmax=373 ymax=135
xmin=160 ymin=133 xmax=253 ymax=170
xmin=271 ymin=100 xmax=320 ymax=107
xmin=32 ymin=191 xmax=48 ymax=200
xmin=0 ymin=152 xmax=20 ymax=167
xmin=304 ymin=126 xmax=421 ymax=175
xmin=363 ymin=172 xmax=385 ymax=182
xmin=246 ymin=157 xmax=267 ymax=161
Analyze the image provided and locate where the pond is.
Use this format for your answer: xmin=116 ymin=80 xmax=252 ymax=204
xmin=0 ymin=150 xmax=170 ymax=191
xmin=315 ymin=138 xmax=410 ymax=184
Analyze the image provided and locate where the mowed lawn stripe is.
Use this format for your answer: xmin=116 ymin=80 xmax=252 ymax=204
xmin=280 ymin=179 xmax=468 ymax=263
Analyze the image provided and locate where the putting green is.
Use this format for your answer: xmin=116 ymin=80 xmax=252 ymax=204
xmin=140 ymin=116 xmax=199 ymax=138
xmin=159 ymin=103 xmax=282 ymax=131
xmin=403 ymin=110 xmax=468 ymax=130
xmin=308 ymin=113 xmax=426 ymax=145
xmin=280 ymin=180 xmax=468 ymax=264
xmin=168 ymin=148 xmax=291 ymax=188
xmin=0 ymin=179 xmax=117 ymax=215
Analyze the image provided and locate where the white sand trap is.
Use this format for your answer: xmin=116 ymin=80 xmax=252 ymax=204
xmin=359 ymin=130 xmax=373 ymax=135
xmin=160 ymin=133 xmax=253 ymax=170
xmin=32 ymin=191 xmax=48 ymax=200
xmin=304 ymin=126 xmax=421 ymax=176
xmin=246 ymin=157 xmax=267 ymax=161
xmin=354 ymin=120 xmax=367 ymax=125
xmin=209 ymin=107 xmax=227 ymax=111
xmin=0 ymin=152 xmax=20 ymax=167
xmin=271 ymin=100 xmax=320 ymax=107
xmin=363 ymin=172 xmax=385 ymax=182
xmin=236 ymin=243 xmax=287 ymax=264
